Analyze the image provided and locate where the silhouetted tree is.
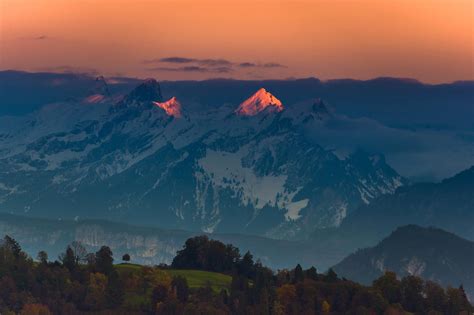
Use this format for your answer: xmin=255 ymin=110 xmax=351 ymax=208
xmin=325 ymin=268 xmax=338 ymax=282
xmin=122 ymin=253 xmax=131 ymax=262
xmin=293 ymin=264 xmax=304 ymax=283
xmin=3 ymin=235 xmax=21 ymax=258
xmin=37 ymin=251 xmax=48 ymax=264
xmin=305 ymin=266 xmax=318 ymax=281
xmin=95 ymin=246 xmax=114 ymax=275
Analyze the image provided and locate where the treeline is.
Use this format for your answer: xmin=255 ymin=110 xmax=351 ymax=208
xmin=0 ymin=235 xmax=472 ymax=315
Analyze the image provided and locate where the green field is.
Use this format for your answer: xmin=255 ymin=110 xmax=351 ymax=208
xmin=116 ymin=264 xmax=231 ymax=292
xmin=165 ymin=269 xmax=231 ymax=292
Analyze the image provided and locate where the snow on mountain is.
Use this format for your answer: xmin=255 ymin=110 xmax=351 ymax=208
xmin=153 ymin=97 xmax=182 ymax=118
xmin=0 ymin=79 xmax=405 ymax=239
xmin=235 ymin=88 xmax=284 ymax=116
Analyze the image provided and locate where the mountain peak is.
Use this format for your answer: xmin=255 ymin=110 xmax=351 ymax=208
xmin=126 ymin=78 xmax=163 ymax=103
xmin=84 ymin=76 xmax=111 ymax=103
xmin=312 ymin=98 xmax=330 ymax=116
xmin=153 ymin=96 xmax=182 ymax=118
xmin=94 ymin=76 xmax=111 ymax=96
xmin=235 ymin=88 xmax=284 ymax=116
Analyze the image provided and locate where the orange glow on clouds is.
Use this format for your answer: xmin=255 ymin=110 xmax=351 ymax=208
xmin=0 ymin=0 xmax=472 ymax=83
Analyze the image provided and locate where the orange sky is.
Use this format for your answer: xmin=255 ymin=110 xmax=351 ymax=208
xmin=1 ymin=0 xmax=473 ymax=83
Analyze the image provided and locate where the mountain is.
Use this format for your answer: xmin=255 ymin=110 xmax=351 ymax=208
xmin=333 ymin=225 xmax=474 ymax=297
xmin=235 ymin=88 xmax=283 ymax=116
xmin=0 ymin=80 xmax=404 ymax=239
xmin=83 ymin=76 xmax=111 ymax=104
xmin=330 ymin=165 xmax=474 ymax=244
xmin=0 ymin=213 xmax=346 ymax=270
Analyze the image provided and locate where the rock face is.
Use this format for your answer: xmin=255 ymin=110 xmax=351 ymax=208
xmin=0 ymin=81 xmax=404 ymax=239
xmin=333 ymin=225 xmax=474 ymax=297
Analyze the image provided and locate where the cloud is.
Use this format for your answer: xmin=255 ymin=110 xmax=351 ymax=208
xmin=149 ymin=57 xmax=195 ymax=64
xmin=144 ymin=56 xmax=286 ymax=73
xmin=20 ymin=35 xmax=49 ymax=40
xmin=262 ymin=62 xmax=286 ymax=68
xmin=148 ymin=66 xmax=233 ymax=73
xmin=198 ymin=59 xmax=233 ymax=67
xmin=237 ymin=62 xmax=286 ymax=68
xmin=38 ymin=65 xmax=99 ymax=76
xmin=146 ymin=57 xmax=233 ymax=66
xmin=303 ymin=113 xmax=474 ymax=181
xmin=238 ymin=62 xmax=257 ymax=68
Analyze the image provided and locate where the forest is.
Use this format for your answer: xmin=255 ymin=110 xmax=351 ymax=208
xmin=0 ymin=234 xmax=472 ymax=315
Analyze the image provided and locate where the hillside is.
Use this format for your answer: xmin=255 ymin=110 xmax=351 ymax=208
xmin=333 ymin=225 xmax=474 ymax=297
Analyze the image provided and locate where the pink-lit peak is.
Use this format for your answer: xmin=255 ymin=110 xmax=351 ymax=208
xmin=236 ymin=88 xmax=284 ymax=116
xmin=153 ymin=97 xmax=182 ymax=118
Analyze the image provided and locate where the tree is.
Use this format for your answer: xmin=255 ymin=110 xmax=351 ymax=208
xmin=122 ymin=253 xmax=131 ymax=262
xmin=277 ymin=284 xmax=297 ymax=314
xmin=424 ymin=280 xmax=446 ymax=312
xmin=59 ymin=241 xmax=88 ymax=272
xmin=152 ymin=284 xmax=169 ymax=307
xmin=2 ymin=235 xmax=21 ymax=258
xmin=373 ymin=271 xmax=401 ymax=304
xmin=171 ymin=235 xmax=240 ymax=273
xmin=305 ymin=266 xmax=318 ymax=281
xmin=446 ymin=286 xmax=473 ymax=314
xmin=95 ymin=246 xmax=114 ymax=275
xmin=19 ymin=303 xmax=52 ymax=315
xmin=322 ymin=300 xmax=331 ymax=314
xmin=106 ymin=270 xmax=124 ymax=308
xmin=59 ymin=246 xmax=77 ymax=272
xmin=325 ymin=268 xmax=338 ymax=282
xmin=84 ymin=272 xmax=108 ymax=310
xmin=85 ymin=253 xmax=96 ymax=266
xmin=400 ymin=275 xmax=424 ymax=313
xmin=70 ymin=241 xmax=88 ymax=265
xmin=238 ymin=251 xmax=255 ymax=278
xmin=37 ymin=251 xmax=48 ymax=264
xmin=293 ymin=264 xmax=304 ymax=283
xmin=171 ymin=275 xmax=189 ymax=303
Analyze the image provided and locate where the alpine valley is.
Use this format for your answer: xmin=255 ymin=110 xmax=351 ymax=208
xmin=0 ymin=76 xmax=405 ymax=240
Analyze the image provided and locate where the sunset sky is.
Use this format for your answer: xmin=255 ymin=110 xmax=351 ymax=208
xmin=1 ymin=0 xmax=472 ymax=83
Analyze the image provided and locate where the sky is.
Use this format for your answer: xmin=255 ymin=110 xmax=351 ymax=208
xmin=0 ymin=0 xmax=473 ymax=83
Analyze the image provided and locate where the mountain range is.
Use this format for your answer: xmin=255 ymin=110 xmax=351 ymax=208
xmin=0 ymin=78 xmax=404 ymax=239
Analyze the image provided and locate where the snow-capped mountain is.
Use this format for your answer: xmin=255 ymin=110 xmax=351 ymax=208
xmin=0 ymin=80 xmax=404 ymax=239
xmin=235 ymin=88 xmax=283 ymax=116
